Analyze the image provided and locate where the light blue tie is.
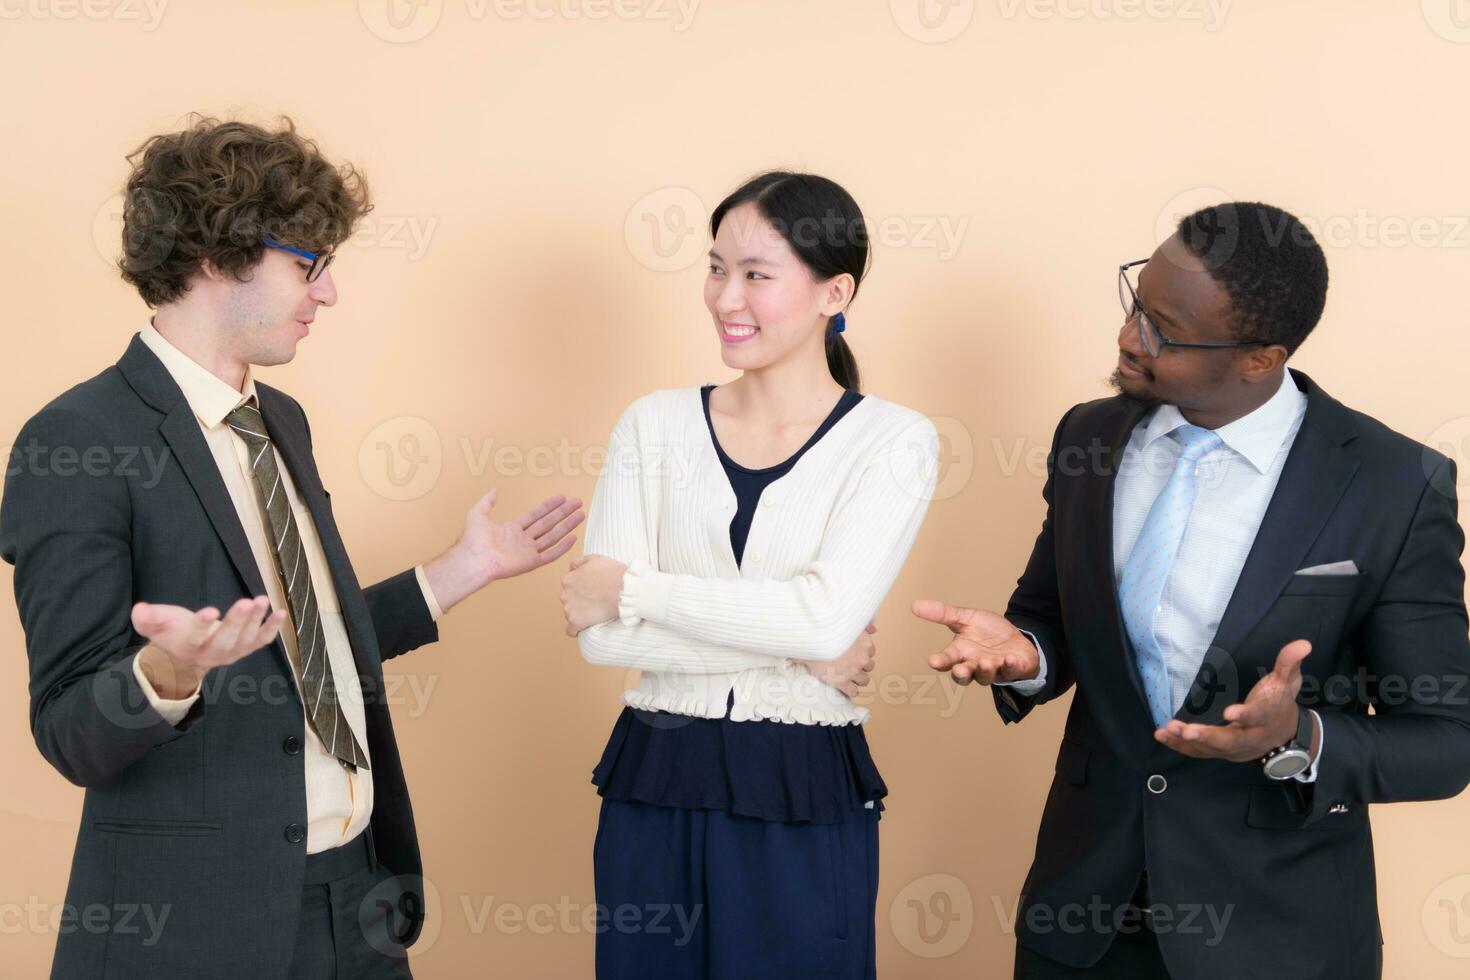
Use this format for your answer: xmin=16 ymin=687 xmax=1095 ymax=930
xmin=1118 ymin=424 xmax=1223 ymax=727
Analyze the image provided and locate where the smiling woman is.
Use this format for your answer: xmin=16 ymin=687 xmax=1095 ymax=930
xmin=565 ymin=170 xmax=941 ymax=980
xmin=704 ymin=171 xmax=869 ymax=392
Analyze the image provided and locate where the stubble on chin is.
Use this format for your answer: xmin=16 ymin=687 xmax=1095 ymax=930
xmin=1107 ymin=369 xmax=1162 ymax=408
xmin=255 ymin=345 xmax=298 ymax=368
xmin=233 ymin=316 xmax=299 ymax=369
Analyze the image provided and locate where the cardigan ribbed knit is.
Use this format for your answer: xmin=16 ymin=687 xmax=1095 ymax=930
xmin=578 ymin=384 xmax=940 ymax=725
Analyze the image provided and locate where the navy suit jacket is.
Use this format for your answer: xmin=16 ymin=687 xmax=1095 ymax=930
xmin=995 ymin=368 xmax=1470 ymax=979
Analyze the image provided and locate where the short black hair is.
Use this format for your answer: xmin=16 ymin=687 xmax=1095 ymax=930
xmin=1176 ymin=201 xmax=1329 ymax=357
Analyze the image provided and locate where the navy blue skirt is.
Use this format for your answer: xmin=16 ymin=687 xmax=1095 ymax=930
xmin=593 ymin=798 xmax=880 ymax=979
xmin=591 ymin=705 xmax=887 ymax=825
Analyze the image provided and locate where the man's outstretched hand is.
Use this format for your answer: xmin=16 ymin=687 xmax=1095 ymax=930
xmin=133 ymin=596 xmax=287 ymax=700
xmin=424 ymin=489 xmax=585 ymax=614
xmin=1154 ymin=639 xmax=1316 ymax=763
xmin=912 ymin=599 xmax=1041 ymax=685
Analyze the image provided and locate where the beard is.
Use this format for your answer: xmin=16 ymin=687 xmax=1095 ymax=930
xmin=1107 ymin=368 xmax=1163 ymax=407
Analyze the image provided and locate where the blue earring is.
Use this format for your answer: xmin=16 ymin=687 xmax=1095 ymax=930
xmin=832 ymin=312 xmax=846 ymax=334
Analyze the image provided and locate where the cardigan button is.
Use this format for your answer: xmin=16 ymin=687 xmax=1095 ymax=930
xmin=749 ymin=551 xmax=762 ymax=563
xmin=762 ymin=496 xmax=775 ymax=508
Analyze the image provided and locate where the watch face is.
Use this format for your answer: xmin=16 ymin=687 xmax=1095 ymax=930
xmin=1264 ymin=748 xmax=1311 ymax=780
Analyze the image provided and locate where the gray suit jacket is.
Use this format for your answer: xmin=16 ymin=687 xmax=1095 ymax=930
xmin=1 ymin=333 xmax=440 ymax=978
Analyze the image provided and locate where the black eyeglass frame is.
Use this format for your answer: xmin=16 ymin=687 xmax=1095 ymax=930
xmin=1118 ymin=258 xmax=1270 ymax=357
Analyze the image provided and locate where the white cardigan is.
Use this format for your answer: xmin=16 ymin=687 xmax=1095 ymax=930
xmin=578 ymin=385 xmax=940 ymax=725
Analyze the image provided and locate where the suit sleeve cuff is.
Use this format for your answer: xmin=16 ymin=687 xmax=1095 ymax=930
xmin=994 ymin=629 xmax=1049 ymax=696
xmin=414 ymin=564 xmax=444 ymax=622
xmin=132 ymin=649 xmax=201 ymax=728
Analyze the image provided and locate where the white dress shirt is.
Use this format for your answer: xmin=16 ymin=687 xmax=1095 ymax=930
xmin=130 ymin=322 xmax=444 ymax=852
xmin=1002 ymin=371 xmax=1322 ymax=781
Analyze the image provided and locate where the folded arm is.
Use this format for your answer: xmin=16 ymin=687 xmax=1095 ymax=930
xmin=612 ymin=413 xmax=941 ymax=663
xmin=576 ymin=403 xmax=779 ymax=673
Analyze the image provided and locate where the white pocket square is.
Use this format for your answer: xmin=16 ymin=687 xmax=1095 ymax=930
xmin=1295 ymin=560 xmax=1358 ymax=576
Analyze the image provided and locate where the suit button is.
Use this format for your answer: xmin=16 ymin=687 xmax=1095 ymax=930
xmin=283 ymin=736 xmax=302 ymax=756
xmin=1146 ymin=774 xmax=1167 ymax=794
xmin=284 ymin=823 xmax=306 ymax=844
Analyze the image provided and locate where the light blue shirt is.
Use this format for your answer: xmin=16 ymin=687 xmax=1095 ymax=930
xmin=1003 ymin=371 xmax=1322 ymax=781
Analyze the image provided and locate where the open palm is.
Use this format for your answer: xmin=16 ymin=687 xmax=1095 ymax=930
xmin=460 ymin=489 xmax=584 ymax=581
xmin=912 ymin=599 xmax=1041 ymax=685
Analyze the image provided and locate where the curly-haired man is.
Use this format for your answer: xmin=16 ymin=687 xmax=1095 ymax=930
xmin=1 ymin=115 xmax=584 ymax=978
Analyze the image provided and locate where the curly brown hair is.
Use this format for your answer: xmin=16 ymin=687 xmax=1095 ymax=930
xmin=118 ymin=114 xmax=373 ymax=307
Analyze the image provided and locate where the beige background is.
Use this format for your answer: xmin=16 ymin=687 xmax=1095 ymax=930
xmin=4 ymin=0 xmax=1470 ymax=975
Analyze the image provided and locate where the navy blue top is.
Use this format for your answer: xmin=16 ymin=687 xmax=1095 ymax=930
xmin=591 ymin=385 xmax=887 ymax=824
xmin=711 ymin=384 xmax=865 ymax=564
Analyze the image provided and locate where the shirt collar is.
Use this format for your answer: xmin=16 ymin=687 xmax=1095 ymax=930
xmin=139 ymin=320 xmax=259 ymax=429
xmin=1135 ymin=370 xmax=1306 ymax=474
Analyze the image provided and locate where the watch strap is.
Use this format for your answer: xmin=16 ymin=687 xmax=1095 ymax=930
xmin=1293 ymin=703 xmax=1313 ymax=750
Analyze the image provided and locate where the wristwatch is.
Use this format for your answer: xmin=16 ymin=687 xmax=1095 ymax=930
xmin=1261 ymin=706 xmax=1315 ymax=780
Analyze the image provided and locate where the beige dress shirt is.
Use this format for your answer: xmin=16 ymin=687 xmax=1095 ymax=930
xmin=130 ymin=322 xmax=443 ymax=854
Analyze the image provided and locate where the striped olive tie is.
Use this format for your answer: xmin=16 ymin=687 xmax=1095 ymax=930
xmin=225 ymin=402 xmax=366 ymax=771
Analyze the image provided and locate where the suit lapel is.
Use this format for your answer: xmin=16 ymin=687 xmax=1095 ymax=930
xmin=1089 ymin=397 xmax=1153 ymax=717
xmin=158 ymin=407 xmax=271 ymax=601
xmin=117 ymin=334 xmax=274 ymax=605
xmin=1176 ymin=370 xmax=1359 ymax=724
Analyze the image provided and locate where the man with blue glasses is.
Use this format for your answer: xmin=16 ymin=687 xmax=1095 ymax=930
xmin=1 ymin=115 xmax=584 ymax=978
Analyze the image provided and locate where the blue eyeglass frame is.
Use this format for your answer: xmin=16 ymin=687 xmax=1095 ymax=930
xmin=261 ymin=234 xmax=334 ymax=282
